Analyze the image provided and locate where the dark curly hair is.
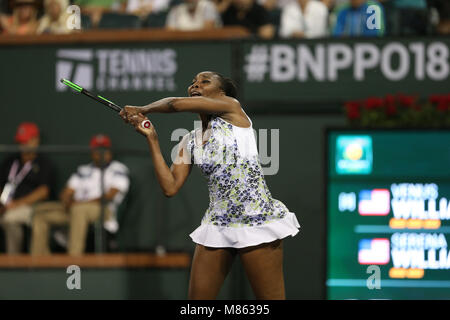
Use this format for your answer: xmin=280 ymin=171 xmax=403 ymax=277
xmin=211 ymin=72 xmax=238 ymax=99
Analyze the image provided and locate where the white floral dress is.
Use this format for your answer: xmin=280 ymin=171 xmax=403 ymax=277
xmin=186 ymin=114 xmax=300 ymax=248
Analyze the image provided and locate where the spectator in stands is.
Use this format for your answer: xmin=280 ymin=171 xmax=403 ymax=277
xmin=380 ymin=0 xmax=428 ymax=35
xmin=331 ymin=0 xmax=385 ymax=37
xmin=37 ymin=0 xmax=73 ymax=34
xmin=0 ymin=0 xmax=39 ymax=35
xmin=221 ymin=0 xmax=275 ymax=38
xmin=166 ymin=0 xmax=221 ymax=31
xmin=256 ymin=0 xmax=293 ymax=12
xmin=74 ymin=0 xmax=125 ymax=27
xmin=124 ymin=0 xmax=170 ymax=18
xmin=321 ymin=0 xmax=347 ymax=10
xmin=429 ymin=0 xmax=450 ymax=34
xmin=0 ymin=122 xmax=52 ymax=254
xmin=279 ymin=0 xmax=329 ymax=38
xmin=31 ymin=134 xmax=130 ymax=256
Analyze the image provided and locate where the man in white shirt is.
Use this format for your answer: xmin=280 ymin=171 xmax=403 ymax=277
xmin=279 ymin=0 xmax=328 ymax=38
xmin=31 ymin=134 xmax=130 ymax=256
xmin=166 ymin=0 xmax=221 ymax=31
xmin=124 ymin=0 xmax=170 ymax=17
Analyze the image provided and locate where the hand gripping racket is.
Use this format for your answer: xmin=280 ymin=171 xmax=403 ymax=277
xmin=60 ymin=78 xmax=151 ymax=129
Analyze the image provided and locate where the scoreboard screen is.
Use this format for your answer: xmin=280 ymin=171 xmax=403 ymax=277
xmin=326 ymin=130 xmax=450 ymax=299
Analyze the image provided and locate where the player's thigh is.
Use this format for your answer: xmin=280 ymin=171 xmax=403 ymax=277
xmin=189 ymin=244 xmax=236 ymax=299
xmin=238 ymin=239 xmax=285 ymax=300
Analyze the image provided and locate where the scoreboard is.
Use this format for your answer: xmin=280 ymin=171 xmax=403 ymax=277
xmin=326 ymin=130 xmax=450 ymax=299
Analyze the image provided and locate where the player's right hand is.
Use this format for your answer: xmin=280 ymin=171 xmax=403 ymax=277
xmin=120 ymin=105 xmax=141 ymax=123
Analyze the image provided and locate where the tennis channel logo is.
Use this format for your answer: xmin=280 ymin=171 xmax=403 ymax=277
xmin=335 ymin=135 xmax=373 ymax=175
xmin=56 ymin=49 xmax=177 ymax=92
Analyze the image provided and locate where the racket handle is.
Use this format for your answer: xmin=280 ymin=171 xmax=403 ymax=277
xmin=141 ymin=120 xmax=152 ymax=129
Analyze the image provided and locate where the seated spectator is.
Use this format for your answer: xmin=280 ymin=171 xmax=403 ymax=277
xmin=37 ymin=0 xmax=73 ymax=34
xmin=322 ymin=0 xmax=347 ymax=10
xmin=429 ymin=0 xmax=450 ymax=35
xmin=124 ymin=0 xmax=170 ymax=18
xmin=0 ymin=122 xmax=52 ymax=254
xmin=380 ymin=0 xmax=428 ymax=35
xmin=31 ymin=134 xmax=130 ymax=256
xmin=256 ymin=0 xmax=293 ymax=12
xmin=279 ymin=0 xmax=329 ymax=38
xmin=74 ymin=0 xmax=125 ymax=27
xmin=221 ymin=0 xmax=275 ymax=38
xmin=332 ymin=0 xmax=385 ymax=37
xmin=166 ymin=0 xmax=221 ymax=31
xmin=0 ymin=0 xmax=39 ymax=35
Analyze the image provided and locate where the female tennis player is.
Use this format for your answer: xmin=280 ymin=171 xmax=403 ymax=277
xmin=120 ymin=71 xmax=300 ymax=300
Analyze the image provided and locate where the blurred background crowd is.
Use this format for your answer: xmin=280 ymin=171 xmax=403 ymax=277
xmin=0 ymin=0 xmax=449 ymax=38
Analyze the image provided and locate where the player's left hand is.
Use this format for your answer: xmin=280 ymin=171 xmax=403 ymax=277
xmin=129 ymin=113 xmax=157 ymax=140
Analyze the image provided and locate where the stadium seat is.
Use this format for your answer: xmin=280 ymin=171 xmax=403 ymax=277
xmin=142 ymin=11 xmax=168 ymax=28
xmin=268 ymin=8 xmax=282 ymax=38
xmin=81 ymin=14 xmax=92 ymax=30
xmin=98 ymin=13 xmax=142 ymax=29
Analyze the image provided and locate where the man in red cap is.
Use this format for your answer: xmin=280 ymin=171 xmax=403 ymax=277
xmin=31 ymin=134 xmax=129 ymax=256
xmin=0 ymin=122 xmax=53 ymax=254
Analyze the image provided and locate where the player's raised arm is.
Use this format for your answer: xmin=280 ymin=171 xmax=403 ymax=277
xmin=119 ymin=71 xmax=240 ymax=122
xmin=129 ymin=113 xmax=192 ymax=197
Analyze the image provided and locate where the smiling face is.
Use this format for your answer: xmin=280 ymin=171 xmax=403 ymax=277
xmin=188 ymin=72 xmax=224 ymax=98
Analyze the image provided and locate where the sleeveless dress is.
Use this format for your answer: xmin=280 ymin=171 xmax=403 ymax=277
xmin=186 ymin=113 xmax=300 ymax=248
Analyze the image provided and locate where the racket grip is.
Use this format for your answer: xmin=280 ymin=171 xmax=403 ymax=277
xmin=141 ymin=120 xmax=152 ymax=129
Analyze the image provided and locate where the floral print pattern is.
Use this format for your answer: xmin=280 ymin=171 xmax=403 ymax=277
xmin=187 ymin=116 xmax=289 ymax=228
